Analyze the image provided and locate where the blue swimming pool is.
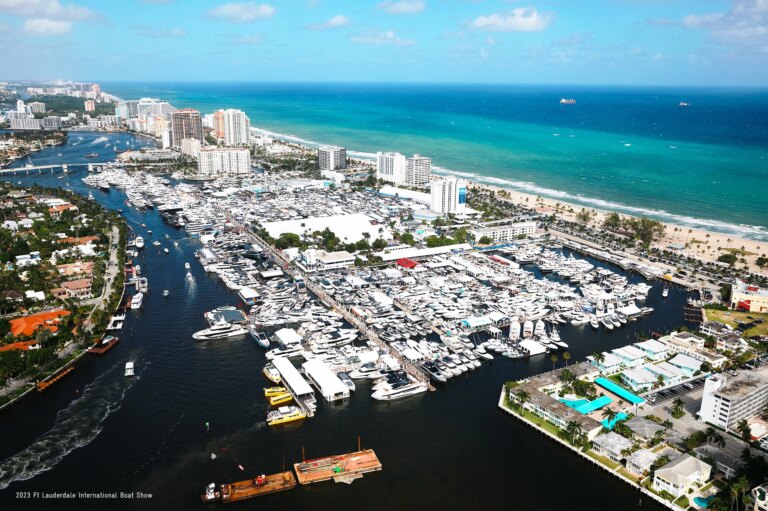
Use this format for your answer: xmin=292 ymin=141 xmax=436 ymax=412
xmin=602 ymin=412 xmax=629 ymax=430
xmin=560 ymin=398 xmax=590 ymax=409
xmin=694 ymin=495 xmax=714 ymax=508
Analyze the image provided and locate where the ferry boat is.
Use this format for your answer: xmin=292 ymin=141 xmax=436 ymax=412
xmin=267 ymin=405 xmax=306 ymax=426
xmin=264 ymin=386 xmax=287 ymax=397
xmin=131 ymin=292 xmax=144 ymax=310
xmin=192 ymin=320 xmax=247 ymax=341
xmin=269 ymin=393 xmax=293 ymax=406
xmin=125 ymin=362 xmax=135 ymax=377
xmin=559 ymin=98 xmax=576 ymax=104
xmin=135 ymin=236 xmax=145 ymax=249
xmin=263 ymin=363 xmax=281 ymax=384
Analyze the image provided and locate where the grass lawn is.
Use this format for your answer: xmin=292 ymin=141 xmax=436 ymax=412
xmin=586 ymin=450 xmax=620 ymax=470
xmin=618 ymin=467 xmax=642 ymax=482
xmin=719 ymin=248 xmax=757 ymax=256
xmin=674 ymin=496 xmax=689 ymax=508
xmin=706 ymin=309 xmax=768 ymax=337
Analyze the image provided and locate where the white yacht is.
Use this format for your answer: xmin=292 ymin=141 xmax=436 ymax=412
xmin=125 ymin=362 xmax=135 ymax=377
xmin=337 ymin=372 xmax=356 ymax=392
xmin=372 ymin=381 xmax=428 ymax=401
xmin=135 ymin=236 xmax=145 ymax=249
xmin=192 ymin=319 xmax=247 ymax=341
xmin=185 ymin=262 xmax=191 ymax=270
xmin=131 ymin=292 xmax=144 ymax=310
xmin=163 ymin=289 xmax=169 ymax=297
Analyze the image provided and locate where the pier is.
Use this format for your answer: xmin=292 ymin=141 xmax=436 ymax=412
xmin=35 ymin=365 xmax=75 ymax=392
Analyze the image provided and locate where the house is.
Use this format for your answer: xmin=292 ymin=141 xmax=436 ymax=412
xmin=0 ymin=290 xmax=24 ymax=303
xmin=25 ymin=290 xmax=46 ymax=301
xmin=591 ymin=432 xmax=633 ymax=463
xmin=57 ymin=235 xmax=99 ymax=245
xmin=644 ymin=362 xmax=685 ymax=385
xmin=61 ymin=278 xmax=93 ymax=299
xmin=621 ymin=366 xmax=658 ymax=391
xmin=9 ymin=309 xmax=71 ymax=337
xmin=626 ymin=448 xmax=658 ymax=476
xmin=18 ymin=218 xmax=34 ymax=229
xmin=667 ymin=353 xmax=703 ymax=376
xmin=15 ymin=251 xmax=42 ymax=267
xmin=611 ymin=345 xmax=646 ymax=368
xmin=2 ymin=219 xmax=18 ymax=231
xmin=660 ymin=332 xmax=728 ymax=369
xmin=48 ymin=203 xmax=79 ymax=219
xmin=700 ymin=320 xmax=731 ymax=337
xmin=588 ymin=352 xmax=624 ymax=374
xmin=692 ymin=445 xmax=744 ymax=480
xmin=624 ymin=416 xmax=665 ymax=443
xmin=652 ymin=453 xmax=711 ymax=498
xmin=56 ymin=260 xmax=94 ymax=277
xmin=634 ymin=339 xmax=670 ymax=361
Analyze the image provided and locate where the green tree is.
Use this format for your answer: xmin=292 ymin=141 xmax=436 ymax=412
xmin=513 ymin=389 xmax=530 ymax=415
xmin=400 ymin=232 xmax=415 ymax=246
xmin=478 ymin=235 xmax=493 ymax=245
xmin=550 ymin=353 xmax=558 ymax=370
xmin=736 ymin=419 xmax=751 ymax=442
xmin=372 ymin=238 xmax=387 ymax=251
xmin=671 ymin=398 xmax=684 ymax=417
xmin=603 ymin=212 xmax=621 ymax=230
xmin=562 ymin=351 xmax=571 ymax=367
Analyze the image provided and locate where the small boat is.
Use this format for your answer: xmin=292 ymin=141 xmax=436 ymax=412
xmin=269 ymin=393 xmax=293 ymax=406
xmin=147 ymin=230 xmax=152 ymax=235
xmin=163 ymin=289 xmax=169 ymax=297
xmin=263 ymin=363 xmax=281 ymax=384
xmin=185 ymin=262 xmax=191 ymax=270
xmin=164 ymin=248 xmax=170 ymax=254
xmin=662 ymin=285 xmax=669 ymax=298
xmin=264 ymin=386 xmax=287 ymax=397
xmin=125 ymin=362 xmax=135 ymax=377
xmin=267 ymin=405 xmax=306 ymax=426
xmin=249 ymin=325 xmax=270 ymax=348
xmin=131 ymin=292 xmax=144 ymax=310
xmin=152 ymin=240 xmax=161 ymax=246
xmin=84 ymin=153 xmax=98 ymax=158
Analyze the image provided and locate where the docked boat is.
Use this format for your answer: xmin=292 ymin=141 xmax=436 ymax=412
xmin=263 ymin=363 xmax=281 ymax=384
xmin=125 ymin=362 xmax=135 ymax=377
xmin=337 ymin=372 xmax=356 ymax=392
xmin=192 ymin=321 xmax=246 ymax=341
xmin=371 ymin=381 xmax=428 ymax=401
xmin=269 ymin=393 xmax=293 ymax=406
xmin=135 ymin=236 xmax=145 ymax=249
xmin=420 ymin=360 xmax=447 ymax=383
xmin=248 ymin=323 xmax=270 ymax=348
xmin=267 ymin=405 xmax=306 ymax=426
xmin=130 ymin=292 xmax=144 ymax=310
xmin=264 ymin=386 xmax=287 ymax=397
xmin=349 ymin=362 xmax=383 ymax=379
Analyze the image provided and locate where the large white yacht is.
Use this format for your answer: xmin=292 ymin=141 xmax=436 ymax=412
xmin=192 ymin=319 xmax=247 ymax=341
xmin=135 ymin=236 xmax=145 ymax=249
xmin=371 ymin=380 xmax=428 ymax=401
xmin=130 ymin=292 xmax=144 ymax=310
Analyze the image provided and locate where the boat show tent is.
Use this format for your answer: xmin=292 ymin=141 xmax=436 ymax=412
xmin=273 ymin=357 xmax=314 ymax=399
xmin=301 ymin=360 xmax=349 ymax=402
xmin=274 ymin=328 xmax=302 ymax=347
xmin=397 ymin=258 xmax=418 ymax=269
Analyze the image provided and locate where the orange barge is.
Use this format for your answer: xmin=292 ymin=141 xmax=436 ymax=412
xmin=88 ymin=337 xmax=119 ymax=355
xmin=36 ymin=365 xmax=74 ymax=392
xmin=294 ymin=449 xmax=382 ymax=485
xmin=202 ymin=471 xmax=297 ymax=504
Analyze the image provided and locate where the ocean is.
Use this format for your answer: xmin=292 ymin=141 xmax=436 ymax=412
xmin=103 ymin=82 xmax=768 ymax=241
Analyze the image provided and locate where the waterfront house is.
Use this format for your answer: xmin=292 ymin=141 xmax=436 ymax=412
xmin=652 ymin=454 xmax=711 ymax=498
xmin=621 ymin=366 xmax=657 ymax=392
xmin=15 ymin=251 xmax=41 ymax=267
xmin=644 ymin=362 xmax=685 ymax=385
xmin=611 ymin=345 xmax=646 ymax=369
xmin=624 ymin=416 xmax=665 ymax=444
xmin=626 ymin=448 xmax=658 ymax=476
xmin=587 ymin=352 xmax=623 ymax=374
xmin=633 ymin=339 xmax=670 ymax=361
xmin=0 ymin=290 xmax=24 ymax=303
xmin=61 ymin=278 xmax=93 ymax=299
xmin=667 ymin=353 xmax=703 ymax=376
xmin=591 ymin=432 xmax=633 ymax=463
xmin=692 ymin=445 xmax=744 ymax=480
xmin=56 ymin=260 xmax=95 ymax=277
xmin=25 ymin=290 xmax=46 ymax=301
xmin=9 ymin=309 xmax=71 ymax=337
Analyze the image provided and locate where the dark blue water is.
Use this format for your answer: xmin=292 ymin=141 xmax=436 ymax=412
xmin=0 ymin=133 xmax=692 ymax=510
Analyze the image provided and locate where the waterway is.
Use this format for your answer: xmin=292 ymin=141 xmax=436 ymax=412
xmin=0 ymin=132 xmax=689 ymax=510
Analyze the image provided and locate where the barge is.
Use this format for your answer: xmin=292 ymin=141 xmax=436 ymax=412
xmin=294 ymin=449 xmax=382 ymax=485
xmin=202 ymin=471 xmax=297 ymax=504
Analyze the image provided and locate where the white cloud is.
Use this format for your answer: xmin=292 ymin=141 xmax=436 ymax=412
xmin=0 ymin=0 xmax=96 ymax=21
xmin=232 ymin=34 xmax=263 ymax=44
xmin=351 ymin=30 xmax=414 ymax=46
xmin=133 ymin=25 xmax=187 ymax=38
xmin=307 ymin=14 xmax=350 ymax=30
xmin=682 ymin=0 xmax=768 ymax=52
xmin=377 ymin=1 xmax=426 ymax=15
xmin=206 ymin=2 xmax=275 ymax=23
xmin=22 ymin=17 xmax=71 ymax=35
xmin=470 ymin=7 xmax=552 ymax=32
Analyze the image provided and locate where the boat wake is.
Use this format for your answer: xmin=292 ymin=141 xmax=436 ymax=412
xmin=0 ymin=365 xmax=136 ymax=490
xmin=91 ymin=136 xmax=110 ymax=145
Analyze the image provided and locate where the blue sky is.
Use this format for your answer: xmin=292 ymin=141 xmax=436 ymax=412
xmin=0 ymin=0 xmax=766 ymax=85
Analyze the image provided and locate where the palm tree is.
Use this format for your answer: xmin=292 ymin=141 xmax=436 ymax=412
xmin=562 ymin=351 xmax=571 ymax=367
xmin=602 ymin=408 xmax=618 ymax=424
xmin=591 ymin=351 xmax=605 ymax=365
xmin=550 ymin=353 xmax=558 ymax=371
xmin=559 ymin=368 xmax=574 ymax=385
xmin=565 ymin=421 xmax=584 ymax=444
xmin=736 ymin=419 xmax=751 ymax=442
xmin=671 ymin=398 xmax=684 ymax=416
xmin=514 ymin=390 xmax=530 ymax=415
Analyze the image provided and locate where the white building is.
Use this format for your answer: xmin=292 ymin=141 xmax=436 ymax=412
xmin=28 ymin=101 xmax=46 ymax=113
xmin=430 ymin=177 xmax=467 ymax=214
xmin=137 ymin=97 xmax=176 ymax=119
xmin=406 ymin=154 xmax=431 ymax=186
xmin=197 ymin=147 xmax=251 ymax=176
xmin=180 ymin=138 xmax=201 ymax=158
xmin=376 ymin=151 xmax=407 ymax=185
xmin=301 ymin=249 xmax=355 ymax=271
xmin=469 ymin=221 xmax=537 ymax=243
xmin=302 ymin=359 xmax=349 ymax=402
xmin=9 ymin=118 xmax=41 ymax=130
xmin=698 ymin=366 xmax=768 ymax=431
xmin=652 ymin=454 xmax=711 ymax=499
xmin=318 ymin=145 xmax=346 ymax=171
xmin=215 ymin=108 xmax=251 ymax=146
xmin=16 ymin=99 xmax=26 ymax=113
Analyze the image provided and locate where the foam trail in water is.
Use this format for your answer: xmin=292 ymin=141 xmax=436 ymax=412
xmin=0 ymin=365 xmax=135 ymax=490
xmin=90 ymin=136 xmax=109 ymax=145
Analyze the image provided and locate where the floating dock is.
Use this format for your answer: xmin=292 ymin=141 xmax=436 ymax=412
xmin=219 ymin=471 xmax=297 ymax=503
xmin=88 ymin=338 xmax=119 ymax=355
xmin=36 ymin=365 xmax=74 ymax=392
xmin=294 ymin=449 xmax=382 ymax=485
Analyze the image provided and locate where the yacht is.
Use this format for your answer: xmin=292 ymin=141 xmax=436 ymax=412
xmin=590 ymin=316 xmax=599 ymax=329
xmin=372 ymin=381 xmax=428 ymax=401
xmin=135 ymin=236 xmax=145 ymax=249
xmin=337 ymin=372 xmax=356 ymax=392
xmin=249 ymin=325 xmax=270 ymax=348
xmin=192 ymin=319 xmax=247 ymax=341
xmin=125 ymin=362 xmax=135 ymax=377
xmin=420 ymin=360 xmax=447 ymax=383
xmin=267 ymin=405 xmax=306 ymax=426
xmin=163 ymin=289 xmax=169 ymax=297
xmin=265 ymin=345 xmax=303 ymax=360
xmin=185 ymin=262 xmax=191 ymax=270
xmin=263 ymin=363 xmax=281 ymax=384
xmin=130 ymin=292 xmax=144 ymax=310
xmin=349 ymin=362 xmax=382 ymax=379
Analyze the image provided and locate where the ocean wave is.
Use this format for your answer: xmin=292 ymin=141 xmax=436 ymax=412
xmin=0 ymin=364 xmax=135 ymax=490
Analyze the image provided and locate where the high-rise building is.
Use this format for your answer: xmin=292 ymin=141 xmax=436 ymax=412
xmin=213 ymin=109 xmax=250 ymax=146
xmin=28 ymin=102 xmax=46 ymax=114
xmin=115 ymin=103 xmax=129 ymax=120
xmin=10 ymin=118 xmax=41 ymax=130
xmin=40 ymin=116 xmax=62 ymax=130
xmin=16 ymin=100 xmax=26 ymax=113
xmin=406 ymin=154 xmax=431 ymax=186
xmin=197 ymin=147 xmax=251 ymax=176
xmin=376 ymin=152 xmax=407 ymax=185
xmin=318 ymin=145 xmax=346 ymax=171
xmin=171 ymin=109 xmax=203 ymax=147
xmin=430 ymin=177 xmax=467 ymax=214
xmin=180 ymin=138 xmax=201 ymax=158
xmin=84 ymin=100 xmax=96 ymax=112
xmin=698 ymin=366 xmax=768 ymax=431
xmin=137 ymin=98 xmax=176 ymax=120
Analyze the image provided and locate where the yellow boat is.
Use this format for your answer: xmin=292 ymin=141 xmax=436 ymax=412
xmin=267 ymin=405 xmax=306 ymax=426
xmin=269 ymin=393 xmax=293 ymax=406
xmin=264 ymin=386 xmax=287 ymax=397
xmin=263 ymin=363 xmax=281 ymax=384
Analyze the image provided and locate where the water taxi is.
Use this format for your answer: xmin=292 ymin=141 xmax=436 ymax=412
xmin=269 ymin=393 xmax=293 ymax=406
xmin=264 ymin=386 xmax=287 ymax=397
xmin=263 ymin=363 xmax=281 ymax=384
xmin=267 ymin=405 xmax=306 ymax=426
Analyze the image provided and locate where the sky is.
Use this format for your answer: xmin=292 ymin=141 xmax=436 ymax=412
xmin=0 ymin=0 xmax=766 ymax=86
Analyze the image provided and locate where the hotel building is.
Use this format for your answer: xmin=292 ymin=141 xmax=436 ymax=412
xmin=318 ymin=145 xmax=347 ymax=171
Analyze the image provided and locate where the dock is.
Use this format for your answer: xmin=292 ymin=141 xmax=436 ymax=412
xmin=294 ymin=449 xmax=382 ymax=485
xmin=219 ymin=471 xmax=297 ymax=503
xmin=88 ymin=337 xmax=120 ymax=355
xmin=36 ymin=365 xmax=74 ymax=392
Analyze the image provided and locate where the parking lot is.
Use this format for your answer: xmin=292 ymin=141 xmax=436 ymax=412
xmin=642 ymin=375 xmax=708 ymax=405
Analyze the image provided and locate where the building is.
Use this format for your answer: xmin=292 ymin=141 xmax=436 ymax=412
xmin=660 ymin=331 xmax=728 ymax=369
xmin=9 ymin=309 xmax=71 ymax=337
xmin=302 ymin=359 xmax=350 ymax=402
xmin=115 ymin=100 xmax=138 ymax=120
xmin=28 ymin=101 xmax=46 ymax=113
xmin=692 ymin=445 xmax=744 ymax=480
xmin=469 ymin=221 xmax=537 ymax=243
xmin=376 ymin=151 xmax=407 ymax=184
xmin=61 ymin=278 xmax=93 ymax=299
xmin=16 ymin=99 xmax=26 ymax=113
xmin=621 ymin=366 xmax=657 ymax=391
xmin=698 ymin=366 xmax=768 ymax=431
xmin=624 ymin=417 xmax=665 ymax=443
xmin=301 ymin=249 xmax=355 ymax=271
xmin=171 ymin=109 xmax=203 ymax=146
xmin=626 ymin=449 xmax=658 ymax=476
xmin=633 ymin=339 xmax=670 ymax=361
xmin=591 ymin=432 xmax=633 ymax=463
xmin=652 ymin=454 xmax=711 ymax=498
xmin=318 ymin=145 xmax=346 ymax=171
xmin=180 ymin=138 xmax=201 ymax=158
xmin=197 ymin=147 xmax=251 ymax=176
xmin=730 ymin=280 xmax=768 ymax=312
xmin=84 ymin=100 xmax=96 ymax=112
xmin=40 ymin=116 xmax=62 ymax=130
xmin=137 ymin=97 xmax=175 ymax=119
xmin=213 ymin=108 xmax=250 ymax=146
xmin=9 ymin=118 xmax=41 ymax=130
xmin=406 ymin=154 xmax=431 ymax=186
xmin=430 ymin=177 xmax=467 ymax=215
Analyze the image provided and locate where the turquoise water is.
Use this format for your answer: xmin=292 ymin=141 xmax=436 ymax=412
xmin=694 ymin=495 xmax=714 ymax=508
xmin=594 ymin=377 xmax=646 ymax=405
xmin=602 ymin=412 xmax=629 ymax=430
xmin=103 ymin=82 xmax=768 ymax=240
xmin=560 ymin=398 xmax=590 ymax=409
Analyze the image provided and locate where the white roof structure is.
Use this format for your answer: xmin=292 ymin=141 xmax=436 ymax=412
xmin=274 ymin=328 xmax=302 ymax=346
xmin=273 ymin=357 xmax=314 ymax=398
xmin=668 ymin=353 xmax=703 ymax=371
xmin=370 ymin=291 xmax=394 ymax=306
xmin=302 ymin=359 xmax=349 ymax=402
xmin=519 ymin=338 xmax=547 ymax=356
xmin=634 ymin=339 xmax=669 ymax=355
xmin=262 ymin=213 xmax=392 ymax=243
xmin=623 ymin=367 xmax=657 ymax=386
xmin=380 ymin=243 xmax=472 ymax=262
xmin=238 ymin=287 xmax=259 ymax=300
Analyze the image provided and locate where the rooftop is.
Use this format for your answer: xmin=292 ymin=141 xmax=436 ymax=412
xmin=715 ymin=366 xmax=768 ymax=399
xmin=655 ymin=454 xmax=711 ymax=485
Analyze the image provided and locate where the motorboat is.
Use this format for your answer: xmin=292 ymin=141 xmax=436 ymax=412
xmin=192 ymin=319 xmax=247 ymax=341
xmin=266 ymin=405 xmax=306 ymax=426
xmin=249 ymin=324 xmax=270 ymax=348
xmin=337 ymin=372 xmax=356 ymax=392
xmin=349 ymin=362 xmax=383 ymax=379
xmin=134 ymin=236 xmax=145 ymax=249
xmin=164 ymin=248 xmax=170 ymax=254
xmin=125 ymin=362 xmax=135 ymax=377
xmin=420 ymin=361 xmax=447 ymax=383
xmin=163 ymin=289 xmax=169 ymax=297
xmin=263 ymin=363 xmax=281 ymax=384
xmin=185 ymin=262 xmax=191 ymax=270
xmin=130 ymin=292 xmax=144 ymax=310
xmin=371 ymin=380 xmax=428 ymax=401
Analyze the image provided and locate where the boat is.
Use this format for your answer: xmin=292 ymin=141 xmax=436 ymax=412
xmin=269 ymin=393 xmax=293 ymax=406
xmin=84 ymin=153 xmax=98 ymax=158
xmin=135 ymin=236 xmax=145 ymax=249
xmin=125 ymin=362 xmax=135 ymax=377
xmin=131 ymin=292 xmax=144 ymax=310
xmin=264 ymin=386 xmax=287 ymax=397
xmin=266 ymin=405 xmax=306 ymax=426
xmin=559 ymin=98 xmax=576 ymax=104
xmin=203 ymin=472 xmax=297 ymax=504
xmin=192 ymin=319 xmax=247 ymax=341
xmin=337 ymin=372 xmax=356 ymax=392
xmin=662 ymin=285 xmax=669 ymax=298
xmin=371 ymin=381 xmax=428 ymax=401
xmin=185 ymin=262 xmax=191 ymax=270
xmin=147 ymin=230 xmax=152 ymax=235
xmin=249 ymin=324 xmax=270 ymax=348
xmin=263 ymin=363 xmax=281 ymax=384
xmin=152 ymin=240 xmax=161 ymax=246
xmin=420 ymin=361 xmax=447 ymax=383
xmin=349 ymin=362 xmax=382 ymax=379
xmin=679 ymin=101 xmax=690 ymax=107
xmin=590 ymin=316 xmax=599 ymax=329
xmin=163 ymin=289 xmax=169 ymax=297
xmin=164 ymin=248 xmax=170 ymax=254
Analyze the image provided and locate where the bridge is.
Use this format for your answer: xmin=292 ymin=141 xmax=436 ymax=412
xmin=0 ymin=162 xmax=174 ymax=175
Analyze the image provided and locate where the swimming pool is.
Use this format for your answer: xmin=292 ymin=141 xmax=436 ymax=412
xmin=693 ymin=495 xmax=714 ymax=508
xmin=560 ymin=398 xmax=590 ymax=409
xmin=560 ymin=396 xmax=614 ymax=414
xmin=602 ymin=412 xmax=628 ymax=430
